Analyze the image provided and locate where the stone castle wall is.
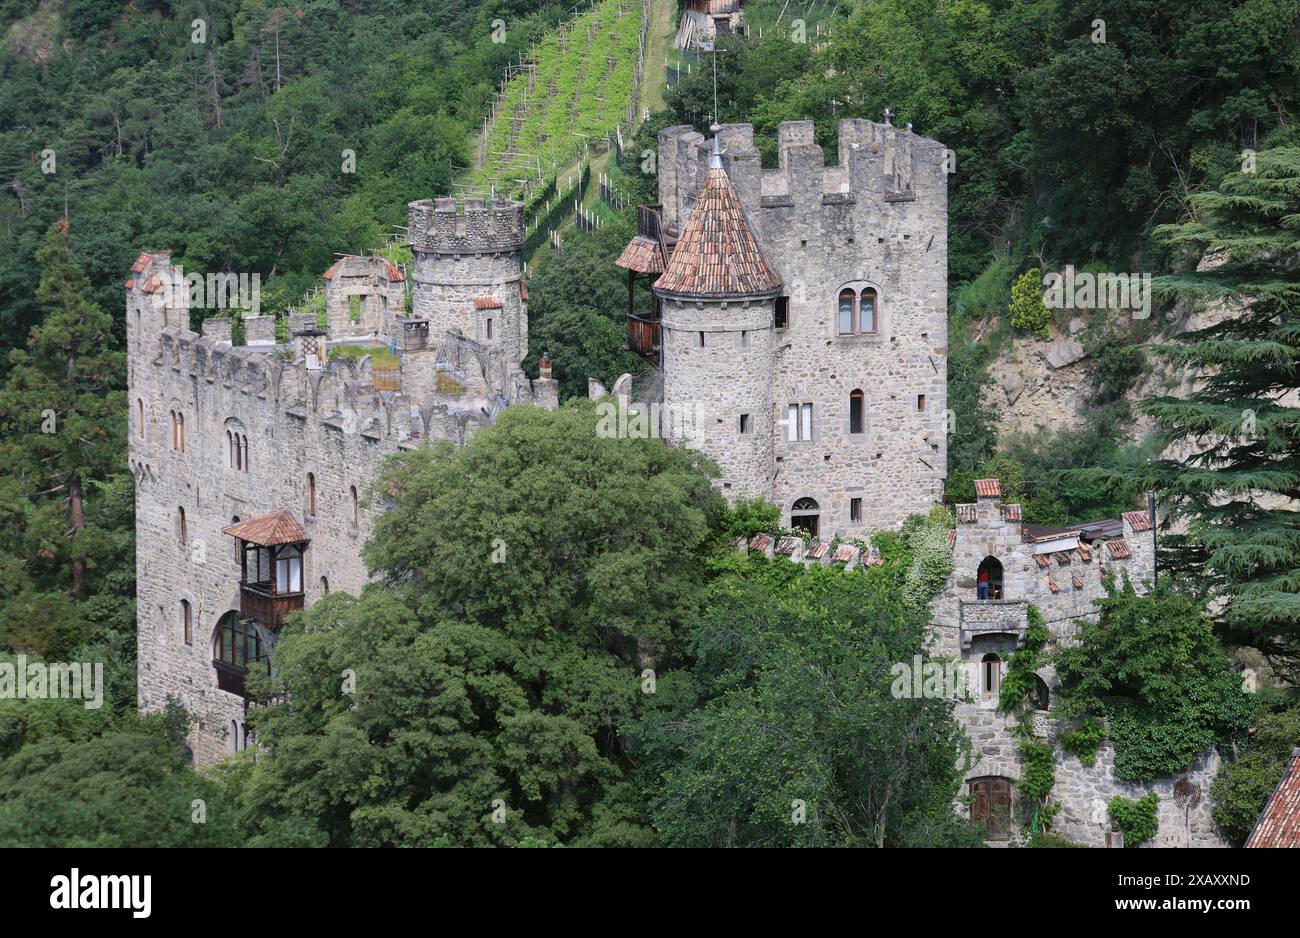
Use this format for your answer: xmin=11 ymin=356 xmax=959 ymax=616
xmin=932 ymin=486 xmax=1226 ymax=846
xmin=657 ymin=119 xmax=948 ymax=537
xmin=129 ymin=200 xmax=556 ymax=763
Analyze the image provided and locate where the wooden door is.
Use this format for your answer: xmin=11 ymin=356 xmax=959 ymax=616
xmin=970 ymin=777 xmax=1012 ymax=841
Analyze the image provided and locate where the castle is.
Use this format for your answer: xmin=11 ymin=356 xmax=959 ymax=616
xmin=129 ymin=117 xmax=1224 ymax=845
xmin=128 ymin=198 xmax=556 ymax=764
xmin=613 ymin=119 xmax=948 ymax=537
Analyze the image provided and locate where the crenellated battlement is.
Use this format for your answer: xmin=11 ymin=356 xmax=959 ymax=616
xmin=658 ymin=119 xmax=948 ymax=233
xmin=407 ymin=197 xmax=525 ymax=255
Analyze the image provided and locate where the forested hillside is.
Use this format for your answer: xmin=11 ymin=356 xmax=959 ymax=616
xmin=0 ymin=0 xmax=571 ymax=352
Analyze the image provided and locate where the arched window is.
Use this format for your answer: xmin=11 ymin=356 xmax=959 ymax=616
xmin=240 ymin=434 xmax=248 ymax=472
xmin=859 ymin=287 xmax=878 ymax=333
xmin=231 ymin=516 xmax=241 ymax=561
xmin=180 ymin=599 xmax=192 ymax=644
xmin=229 ymin=719 xmax=239 ymax=755
xmin=791 ymin=497 xmax=820 ymax=538
xmin=1033 ymin=675 xmax=1050 ymax=712
xmin=837 ymin=288 xmax=856 ymax=334
xmin=275 ymin=545 xmax=302 ymax=595
xmin=350 ymin=485 xmax=359 ymax=528
xmin=977 ymin=556 xmax=1004 ymax=600
xmin=171 ymin=411 xmax=178 ymax=450
xmin=137 ymin=399 xmax=145 ymax=438
xmin=320 ymin=576 xmax=330 ymax=595
xmin=214 ymin=611 xmax=264 ymax=671
xmin=981 ymin=653 xmax=1001 ymax=698
xmin=849 ymin=389 xmax=865 ymax=435
xmin=176 ymin=507 xmax=187 ymax=545
xmin=307 ymin=473 xmax=317 ymax=516
xmin=177 ymin=412 xmax=185 ymax=452
xmin=835 ymin=286 xmax=881 ymax=335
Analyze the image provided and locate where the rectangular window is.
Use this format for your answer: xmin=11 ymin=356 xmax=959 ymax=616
xmin=181 ymin=600 xmax=192 ymax=644
xmin=486 ymin=318 xmax=493 ymax=339
xmin=774 ymin=297 xmax=789 ymax=329
xmin=850 ymin=498 xmax=862 ymax=522
xmin=738 ymin=330 xmax=749 ymax=348
xmin=787 ymin=403 xmax=813 ymax=441
xmin=739 ymin=413 xmax=751 ymax=434
xmin=276 ymin=555 xmax=302 ymax=594
xmin=698 ymin=331 xmax=705 ymax=348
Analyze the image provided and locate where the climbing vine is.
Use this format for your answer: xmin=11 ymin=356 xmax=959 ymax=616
xmin=1058 ymin=716 xmax=1105 ymax=766
xmin=998 ymin=604 xmax=1058 ymax=832
xmin=1108 ymin=793 xmax=1159 ymax=847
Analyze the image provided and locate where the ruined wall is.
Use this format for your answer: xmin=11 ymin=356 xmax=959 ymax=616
xmin=930 ymin=484 xmax=1224 ymax=846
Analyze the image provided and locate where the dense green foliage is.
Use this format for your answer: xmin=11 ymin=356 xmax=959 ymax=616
xmin=0 ymin=221 xmax=133 ymax=659
xmin=522 ymin=216 xmax=647 ymax=399
xmin=0 ymin=0 xmax=568 ymax=351
xmin=228 ymin=400 xmax=724 ymax=846
xmin=1054 ymin=575 xmax=1254 ymax=781
xmin=1108 ymin=792 xmax=1160 ymax=847
xmin=1104 ymin=148 xmax=1300 ymax=675
xmin=1211 ymin=699 xmax=1300 ymax=844
xmin=1009 ymin=268 xmax=1051 ymax=338
xmin=0 ymin=699 xmax=244 ymax=847
xmin=631 ymin=553 xmax=984 ymax=847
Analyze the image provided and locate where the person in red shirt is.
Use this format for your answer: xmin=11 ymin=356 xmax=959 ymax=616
xmin=977 ymin=568 xmax=990 ymax=600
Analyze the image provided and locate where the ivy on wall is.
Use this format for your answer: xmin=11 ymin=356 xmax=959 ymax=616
xmin=1108 ymin=793 xmax=1159 ymax=847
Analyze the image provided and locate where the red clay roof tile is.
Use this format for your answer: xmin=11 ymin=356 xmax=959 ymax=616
xmin=1123 ymin=509 xmax=1153 ymax=532
xmin=223 ymin=509 xmax=308 ymax=546
xmin=615 ymin=235 xmax=666 ymax=274
xmin=474 ymin=296 xmax=503 ymax=310
xmin=653 ymin=165 xmax=781 ymax=298
xmin=974 ymin=478 xmax=1001 ymax=498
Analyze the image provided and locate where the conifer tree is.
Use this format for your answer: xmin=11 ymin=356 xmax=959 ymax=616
xmin=1133 ymin=148 xmax=1300 ymax=673
xmin=0 ymin=220 xmax=125 ymax=651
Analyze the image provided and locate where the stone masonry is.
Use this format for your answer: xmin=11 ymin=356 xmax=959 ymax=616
xmin=129 ymin=198 xmax=556 ymax=765
xmin=644 ymin=119 xmax=948 ymax=537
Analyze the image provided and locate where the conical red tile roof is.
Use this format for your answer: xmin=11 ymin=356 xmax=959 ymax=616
xmin=654 ymin=165 xmax=781 ymax=299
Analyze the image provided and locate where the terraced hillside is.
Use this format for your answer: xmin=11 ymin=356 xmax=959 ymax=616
xmin=470 ymin=0 xmax=647 ymax=201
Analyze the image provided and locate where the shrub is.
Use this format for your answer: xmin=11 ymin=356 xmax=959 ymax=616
xmin=1010 ymin=268 xmax=1052 ymax=338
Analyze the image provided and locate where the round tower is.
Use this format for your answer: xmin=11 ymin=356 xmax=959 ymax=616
xmin=653 ymin=134 xmax=782 ymax=502
xmin=407 ymin=197 xmax=527 ymax=365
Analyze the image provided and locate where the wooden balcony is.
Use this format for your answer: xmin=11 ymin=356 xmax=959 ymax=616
xmin=637 ymin=204 xmax=663 ymax=242
xmin=628 ymin=313 xmax=661 ymax=357
xmin=213 ymin=659 xmax=247 ymax=697
xmin=239 ymin=583 xmax=304 ymax=632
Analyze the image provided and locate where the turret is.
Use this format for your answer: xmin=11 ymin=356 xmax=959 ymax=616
xmin=407 ymin=198 xmax=527 ymax=366
xmin=653 ymin=133 xmax=782 ymax=502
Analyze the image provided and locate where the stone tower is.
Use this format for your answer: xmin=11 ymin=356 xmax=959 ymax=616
xmin=654 ymin=134 xmax=781 ymax=499
xmin=407 ymin=197 xmax=528 ymax=367
xmin=629 ymin=118 xmax=950 ymax=537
